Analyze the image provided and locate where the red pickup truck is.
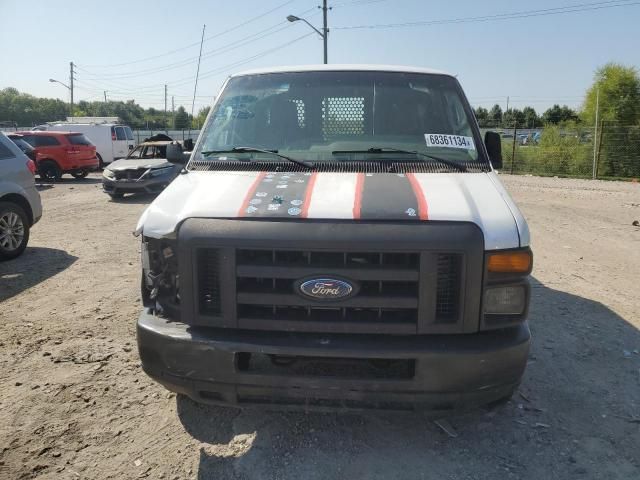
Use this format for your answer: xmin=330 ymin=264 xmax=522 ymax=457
xmin=16 ymin=131 xmax=99 ymax=181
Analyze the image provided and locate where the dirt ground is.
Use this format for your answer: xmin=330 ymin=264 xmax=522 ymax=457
xmin=1 ymin=173 xmax=639 ymax=480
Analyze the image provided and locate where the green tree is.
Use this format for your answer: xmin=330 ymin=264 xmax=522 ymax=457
xmin=503 ymin=108 xmax=526 ymax=127
xmin=581 ymin=64 xmax=640 ymax=177
xmin=194 ymin=106 xmax=210 ymax=128
xmin=489 ymin=104 xmax=503 ymax=127
xmin=522 ymin=106 xmax=541 ymax=128
xmin=473 ymin=106 xmax=489 ymax=127
xmin=581 ymin=63 xmax=640 ymax=126
xmin=542 ymin=104 xmax=578 ymax=125
xmin=174 ymin=106 xmax=190 ymax=129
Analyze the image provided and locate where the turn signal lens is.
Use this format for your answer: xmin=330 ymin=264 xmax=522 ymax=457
xmin=487 ymin=250 xmax=532 ymax=274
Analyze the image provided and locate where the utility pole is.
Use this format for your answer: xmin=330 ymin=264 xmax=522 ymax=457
xmin=189 ymin=24 xmax=206 ymax=140
xmin=69 ymin=61 xmax=75 ymax=116
xmin=592 ymin=87 xmax=600 ymax=180
xmin=322 ymin=0 xmax=329 ymax=64
xmin=164 ymin=84 xmax=168 ymax=133
xmin=104 ymin=91 xmax=108 ymax=103
xmin=172 ymin=96 xmax=175 ymax=129
xmin=504 ymin=96 xmax=509 ymax=127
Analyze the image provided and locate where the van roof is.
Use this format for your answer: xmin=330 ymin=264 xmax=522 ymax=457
xmin=231 ymin=64 xmax=454 ymax=78
xmin=16 ymin=130 xmax=83 ymax=136
xmin=49 ymin=123 xmax=121 ymax=126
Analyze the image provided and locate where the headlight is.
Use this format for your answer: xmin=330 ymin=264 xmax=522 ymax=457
xmin=484 ymin=286 xmax=526 ymax=315
xmin=149 ymin=167 xmax=174 ymax=177
xmin=103 ymin=169 xmax=115 ymax=179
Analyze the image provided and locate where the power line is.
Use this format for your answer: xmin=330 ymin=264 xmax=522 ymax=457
xmin=169 ymin=32 xmax=315 ymax=88
xmin=334 ymin=0 xmax=640 ymax=30
xmin=76 ymin=17 xmax=316 ymax=81
xmin=79 ymin=0 xmax=298 ymax=68
xmin=74 ymin=32 xmax=313 ymax=102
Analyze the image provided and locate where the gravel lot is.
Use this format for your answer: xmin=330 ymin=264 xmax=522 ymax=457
xmin=1 ymin=173 xmax=639 ymax=480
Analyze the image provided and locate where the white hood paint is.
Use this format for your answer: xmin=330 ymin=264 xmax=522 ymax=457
xmin=136 ymin=170 xmax=526 ymax=250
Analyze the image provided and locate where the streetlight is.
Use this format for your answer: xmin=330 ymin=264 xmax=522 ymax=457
xmin=49 ymin=78 xmax=70 ymax=90
xmin=287 ymin=1 xmax=328 ymax=64
xmin=49 ymin=78 xmax=73 ymax=115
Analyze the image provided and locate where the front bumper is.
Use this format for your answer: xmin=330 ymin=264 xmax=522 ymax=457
xmin=102 ymin=176 xmax=171 ymax=195
xmin=137 ymin=309 xmax=531 ymax=411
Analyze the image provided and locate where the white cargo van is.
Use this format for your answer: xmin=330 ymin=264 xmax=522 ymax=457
xmin=135 ymin=65 xmax=533 ymax=412
xmin=35 ymin=123 xmax=135 ymax=167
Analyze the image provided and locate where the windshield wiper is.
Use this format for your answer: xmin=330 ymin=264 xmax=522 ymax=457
xmin=201 ymin=147 xmax=314 ymax=169
xmin=331 ymin=147 xmax=467 ymax=172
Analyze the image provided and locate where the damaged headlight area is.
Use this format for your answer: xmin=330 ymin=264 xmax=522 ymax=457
xmin=103 ymin=169 xmax=115 ymax=180
xmin=141 ymin=236 xmax=180 ymax=320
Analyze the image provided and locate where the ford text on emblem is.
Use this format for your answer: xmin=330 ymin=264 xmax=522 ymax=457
xmin=298 ymin=278 xmax=354 ymax=300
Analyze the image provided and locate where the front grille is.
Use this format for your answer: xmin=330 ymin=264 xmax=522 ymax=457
xmin=198 ymin=249 xmax=221 ymax=316
xmin=435 ymin=254 xmax=462 ymax=323
xmin=114 ymin=168 xmax=147 ymax=180
xmin=182 ymin=219 xmax=483 ymax=335
xmin=234 ymin=248 xmax=421 ymax=334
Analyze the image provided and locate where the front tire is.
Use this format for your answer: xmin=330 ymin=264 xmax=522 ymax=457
xmin=39 ymin=160 xmax=62 ymax=182
xmin=0 ymin=202 xmax=30 ymax=260
xmin=97 ymin=153 xmax=104 ymax=170
xmin=71 ymin=170 xmax=89 ymax=179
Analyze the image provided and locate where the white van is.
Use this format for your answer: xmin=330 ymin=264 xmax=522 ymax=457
xmin=135 ymin=65 xmax=533 ymax=412
xmin=35 ymin=123 xmax=135 ymax=167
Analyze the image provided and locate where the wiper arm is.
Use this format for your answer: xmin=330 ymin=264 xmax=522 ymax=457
xmin=331 ymin=147 xmax=467 ymax=172
xmin=201 ymin=147 xmax=313 ymax=169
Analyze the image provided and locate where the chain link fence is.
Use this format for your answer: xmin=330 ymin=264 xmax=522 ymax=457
xmin=489 ymin=124 xmax=640 ymax=180
xmin=132 ymin=129 xmax=200 ymax=143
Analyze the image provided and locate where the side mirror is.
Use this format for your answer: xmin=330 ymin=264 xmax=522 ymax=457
xmin=166 ymin=141 xmax=189 ymax=164
xmin=484 ymin=131 xmax=502 ymax=169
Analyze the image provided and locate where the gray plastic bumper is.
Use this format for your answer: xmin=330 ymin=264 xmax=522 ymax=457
xmin=137 ymin=309 xmax=530 ymax=411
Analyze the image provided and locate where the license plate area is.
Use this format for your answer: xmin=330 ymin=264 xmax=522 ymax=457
xmin=235 ymin=352 xmax=415 ymax=380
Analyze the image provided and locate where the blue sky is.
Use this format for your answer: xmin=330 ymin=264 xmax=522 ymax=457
xmin=1 ymin=0 xmax=638 ymax=114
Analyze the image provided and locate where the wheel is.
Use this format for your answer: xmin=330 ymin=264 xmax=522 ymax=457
xmin=38 ymin=160 xmax=62 ymax=182
xmin=0 ymin=202 xmax=30 ymax=260
xmin=108 ymin=193 xmax=124 ymax=200
xmin=71 ymin=170 xmax=89 ymax=179
xmin=96 ymin=153 xmax=104 ymax=170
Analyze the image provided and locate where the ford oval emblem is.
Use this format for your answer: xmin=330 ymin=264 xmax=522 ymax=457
xmin=298 ymin=278 xmax=355 ymax=301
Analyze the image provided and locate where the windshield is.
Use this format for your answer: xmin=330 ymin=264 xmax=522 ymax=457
xmin=127 ymin=144 xmax=168 ymax=159
xmin=194 ymin=71 xmax=484 ymax=166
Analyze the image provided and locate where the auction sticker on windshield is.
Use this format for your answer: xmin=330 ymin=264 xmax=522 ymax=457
xmin=425 ymin=134 xmax=476 ymax=150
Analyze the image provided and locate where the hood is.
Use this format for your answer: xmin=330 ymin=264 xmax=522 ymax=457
xmin=108 ymin=158 xmax=172 ymax=170
xmin=136 ymin=170 xmax=527 ymax=250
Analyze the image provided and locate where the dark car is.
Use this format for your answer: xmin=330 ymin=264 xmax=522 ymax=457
xmin=102 ymin=134 xmax=182 ymax=199
xmin=7 ymin=134 xmax=38 ymax=162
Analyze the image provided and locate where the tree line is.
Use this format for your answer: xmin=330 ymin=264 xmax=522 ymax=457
xmin=473 ymin=104 xmax=578 ymax=129
xmin=0 ymin=87 xmax=210 ymax=130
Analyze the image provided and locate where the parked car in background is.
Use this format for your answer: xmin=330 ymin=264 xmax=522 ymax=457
xmin=0 ymin=133 xmax=42 ymax=260
xmin=7 ymin=134 xmax=38 ymax=161
xmin=102 ymin=134 xmax=182 ymax=199
xmin=33 ymin=123 xmax=135 ymax=167
xmin=16 ymin=131 xmax=99 ymax=181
